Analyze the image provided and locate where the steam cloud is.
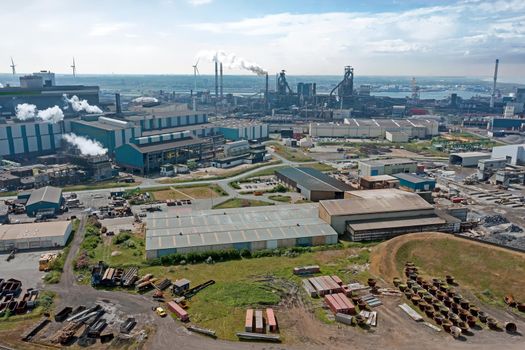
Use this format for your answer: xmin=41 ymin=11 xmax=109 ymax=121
xmin=63 ymin=94 xmax=103 ymax=114
xmin=0 ymin=83 xmax=3 ymax=88
xmin=62 ymin=133 xmax=108 ymax=156
xmin=15 ymin=103 xmax=64 ymax=123
xmin=132 ymin=96 xmax=159 ymax=104
xmin=197 ymin=50 xmax=267 ymax=76
xmin=15 ymin=103 xmax=38 ymax=120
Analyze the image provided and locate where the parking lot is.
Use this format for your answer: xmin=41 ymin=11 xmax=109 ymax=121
xmin=238 ymin=176 xmax=279 ymax=193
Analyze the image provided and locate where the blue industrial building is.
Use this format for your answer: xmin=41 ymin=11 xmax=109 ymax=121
xmin=393 ymin=173 xmax=436 ymax=192
xmin=490 ymin=117 xmax=525 ymax=131
xmin=213 ymin=120 xmax=269 ymax=141
xmin=0 ymin=120 xmax=64 ymax=158
xmin=25 ymin=186 xmax=63 ymax=217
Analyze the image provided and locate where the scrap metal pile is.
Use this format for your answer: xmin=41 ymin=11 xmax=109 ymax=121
xmin=396 ymin=262 xmax=518 ymax=338
xmin=0 ymin=278 xmax=39 ymax=316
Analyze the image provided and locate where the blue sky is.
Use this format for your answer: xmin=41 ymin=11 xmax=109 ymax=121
xmin=1 ymin=0 xmax=524 ymax=80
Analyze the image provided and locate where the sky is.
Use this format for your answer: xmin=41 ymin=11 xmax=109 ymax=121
xmin=1 ymin=0 xmax=524 ymax=80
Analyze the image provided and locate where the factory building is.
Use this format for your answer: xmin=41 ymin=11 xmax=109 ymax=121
xmin=25 ymin=186 xmax=63 ymax=216
xmin=358 ymin=158 xmax=417 ymax=177
xmin=359 ymin=175 xmax=399 ymax=190
xmin=114 ymin=131 xmax=222 ymax=174
xmin=275 ymin=167 xmax=351 ymax=201
xmin=0 ymin=120 xmax=64 ymax=158
xmin=144 ymin=204 xmax=338 ymax=259
xmin=213 ymin=119 xmax=269 ymax=141
xmin=393 ymin=173 xmax=436 ymax=192
xmin=309 ymin=118 xmax=438 ymax=139
xmin=70 ymin=117 xmax=141 ymax=153
xmin=211 ymin=140 xmax=267 ymax=169
xmin=449 ymin=152 xmax=491 ymax=167
xmin=0 ymin=221 xmax=72 ymax=252
xmin=477 ymin=158 xmax=507 ymax=181
xmin=124 ymin=110 xmax=208 ymax=132
xmin=385 ymin=131 xmax=409 ymax=143
xmin=0 ymin=72 xmax=99 ymax=114
xmin=491 ymin=144 xmax=525 ymax=166
xmin=318 ymin=189 xmax=459 ymax=241
xmin=489 ymin=117 xmax=525 ymax=131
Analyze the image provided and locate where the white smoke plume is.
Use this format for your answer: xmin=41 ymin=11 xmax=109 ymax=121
xmin=197 ymin=50 xmax=267 ymax=76
xmin=15 ymin=103 xmax=37 ymax=120
xmin=62 ymin=133 xmax=108 ymax=156
xmin=63 ymin=94 xmax=103 ymax=114
xmin=0 ymin=83 xmax=3 ymax=88
xmin=132 ymin=96 xmax=159 ymax=104
xmin=37 ymin=106 xmax=64 ymax=123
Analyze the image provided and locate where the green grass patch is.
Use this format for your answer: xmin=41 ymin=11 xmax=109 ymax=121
xmin=43 ymin=219 xmax=79 ymax=284
xmin=268 ymin=195 xmax=291 ymax=202
xmin=394 ymin=237 xmax=525 ymax=305
xmin=157 ymin=160 xmax=282 ymax=184
xmin=141 ymin=243 xmax=376 ymax=340
xmin=62 ymin=181 xmax=138 ymax=192
xmin=212 ymin=198 xmax=274 ymax=209
xmin=268 ymin=142 xmax=313 ymax=162
xmin=0 ymin=191 xmax=17 ymax=198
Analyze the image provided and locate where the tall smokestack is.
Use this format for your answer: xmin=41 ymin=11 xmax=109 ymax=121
xmin=115 ymin=93 xmax=122 ymax=114
xmin=215 ymin=60 xmax=219 ymax=100
xmin=220 ymin=63 xmax=223 ymax=100
xmin=490 ymin=58 xmax=499 ymax=108
xmin=265 ymin=73 xmax=269 ymax=108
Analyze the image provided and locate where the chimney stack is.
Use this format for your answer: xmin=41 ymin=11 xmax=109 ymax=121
xmin=220 ymin=63 xmax=223 ymax=100
xmin=214 ymin=60 xmax=219 ymax=100
xmin=115 ymin=93 xmax=122 ymax=114
xmin=265 ymin=73 xmax=269 ymax=108
xmin=490 ymin=58 xmax=499 ymax=108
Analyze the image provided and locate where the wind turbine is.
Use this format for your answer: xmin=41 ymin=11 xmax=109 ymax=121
xmin=191 ymin=59 xmax=200 ymax=111
xmin=10 ymin=57 xmax=16 ymax=75
xmin=71 ymin=57 xmax=76 ymax=77
xmin=192 ymin=58 xmax=200 ymax=92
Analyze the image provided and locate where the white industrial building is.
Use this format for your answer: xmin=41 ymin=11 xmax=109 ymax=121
xmin=309 ymin=118 xmax=438 ymax=139
xmin=0 ymin=221 xmax=72 ymax=252
xmin=385 ymin=131 xmax=409 ymax=143
xmin=0 ymin=120 xmax=64 ymax=157
xmin=145 ymin=204 xmax=338 ymax=259
xmin=358 ymin=158 xmax=418 ymax=177
xmin=449 ymin=152 xmax=491 ymax=167
xmin=491 ymin=144 xmax=525 ymax=165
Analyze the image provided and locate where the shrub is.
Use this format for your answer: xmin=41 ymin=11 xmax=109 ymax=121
xmin=113 ymin=233 xmax=132 ymax=245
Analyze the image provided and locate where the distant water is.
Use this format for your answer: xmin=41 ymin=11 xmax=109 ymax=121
xmin=0 ymin=73 xmax=501 ymax=99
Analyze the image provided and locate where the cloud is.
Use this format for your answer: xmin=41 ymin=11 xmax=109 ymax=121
xmin=89 ymin=22 xmax=133 ymax=37
xmin=187 ymin=0 xmax=213 ymax=6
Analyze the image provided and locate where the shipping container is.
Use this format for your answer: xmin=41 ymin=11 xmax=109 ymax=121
xmin=331 ymin=275 xmax=343 ymax=286
xmin=167 ymin=301 xmax=189 ymax=322
xmin=255 ymin=310 xmax=264 ymax=333
xmin=245 ymin=309 xmax=254 ymax=332
xmin=266 ymin=308 xmax=278 ymax=333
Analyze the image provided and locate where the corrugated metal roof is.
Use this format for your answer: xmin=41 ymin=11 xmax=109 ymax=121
xmin=127 ymin=137 xmax=207 ymax=154
xmin=360 ymin=175 xmax=398 ymax=182
xmin=145 ymin=204 xmax=337 ymax=251
xmin=348 ymin=217 xmax=446 ymax=231
xmin=26 ymin=186 xmax=62 ymax=207
xmin=393 ymin=173 xmax=436 ymax=184
xmin=320 ymin=189 xmax=433 ymax=216
xmin=276 ymin=167 xmax=350 ymax=192
xmin=359 ymin=158 xmax=417 ymax=166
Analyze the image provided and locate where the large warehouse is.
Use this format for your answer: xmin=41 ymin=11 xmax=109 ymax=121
xmin=318 ymin=189 xmax=459 ymax=241
xmin=145 ymin=204 xmax=338 ymax=259
xmin=25 ymin=186 xmax=63 ymax=216
xmin=449 ymin=152 xmax=491 ymax=167
xmin=358 ymin=158 xmax=417 ymax=177
xmin=0 ymin=221 xmax=72 ymax=252
xmin=275 ymin=167 xmax=351 ymax=201
xmin=309 ymin=118 xmax=438 ymax=139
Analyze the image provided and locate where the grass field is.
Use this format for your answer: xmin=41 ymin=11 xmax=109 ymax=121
xmin=157 ymin=160 xmax=282 ymax=184
xmin=62 ymin=181 xmax=138 ymax=192
xmin=212 ymin=198 xmax=274 ymax=209
xmin=370 ymin=232 xmax=525 ymax=306
xmin=268 ymin=142 xmax=314 ymax=162
xmin=268 ymin=195 xmax=291 ymax=202
xmin=141 ymin=245 xmax=373 ymax=340
xmin=151 ymin=184 xmax=226 ymax=201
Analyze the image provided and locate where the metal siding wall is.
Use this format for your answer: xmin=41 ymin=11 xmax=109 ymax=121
xmin=266 ymin=240 xmax=278 ymax=249
xmin=11 ymin=125 xmax=22 ymax=138
xmin=114 ymin=130 xmax=123 ymax=148
xmin=0 ymin=126 xmax=7 ymax=139
xmin=0 ymin=140 xmax=9 ymax=155
xmin=13 ymin=139 xmax=24 ymax=154
xmin=27 ymin=136 xmax=38 ymax=152
xmin=54 ymin=134 xmax=62 ymax=148
xmin=25 ymin=124 xmax=36 ymax=136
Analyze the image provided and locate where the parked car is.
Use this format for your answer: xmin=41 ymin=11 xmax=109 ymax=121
xmin=155 ymin=307 xmax=167 ymax=317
